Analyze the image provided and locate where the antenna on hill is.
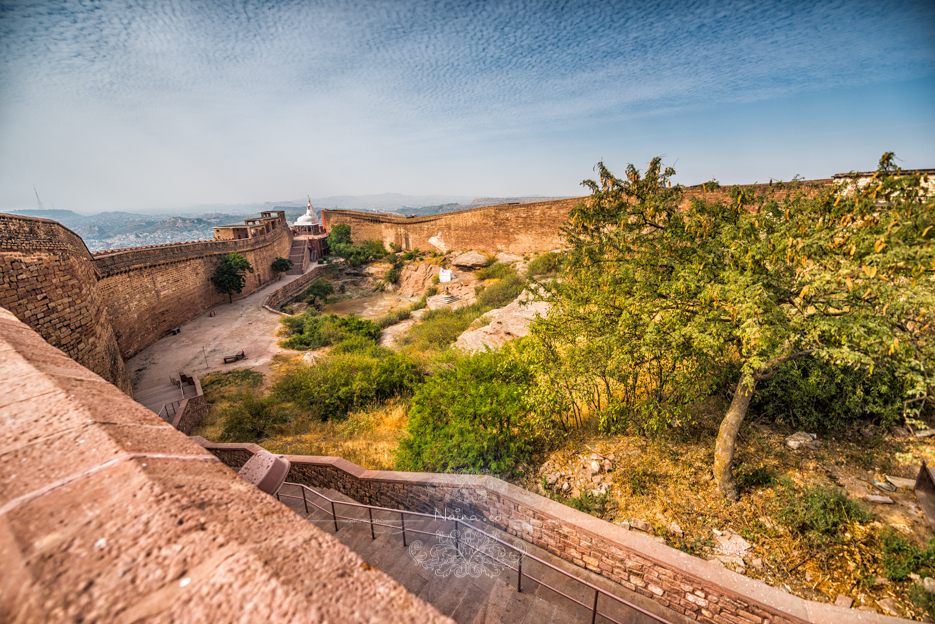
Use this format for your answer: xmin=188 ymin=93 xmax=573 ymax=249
xmin=33 ymin=185 xmax=44 ymax=211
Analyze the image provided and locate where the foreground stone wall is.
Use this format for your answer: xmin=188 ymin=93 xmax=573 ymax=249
xmin=0 ymin=307 xmax=450 ymax=624
xmin=0 ymin=214 xmax=132 ymax=394
xmin=198 ymin=442 xmax=904 ymax=624
xmin=94 ymin=225 xmax=293 ymax=359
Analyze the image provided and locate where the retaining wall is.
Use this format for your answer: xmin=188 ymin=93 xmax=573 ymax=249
xmin=262 ymin=263 xmax=337 ymax=313
xmin=0 ymin=214 xmax=132 ymax=394
xmin=93 ymin=225 xmax=293 ymax=359
xmin=196 ymin=441 xmax=905 ymax=624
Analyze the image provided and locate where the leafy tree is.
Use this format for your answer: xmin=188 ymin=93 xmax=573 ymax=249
xmin=329 ymin=223 xmax=352 ymax=246
xmin=212 ymin=253 xmax=254 ymax=303
xmin=304 ymin=278 xmax=335 ymax=301
xmin=271 ymin=257 xmax=293 ymax=279
xmin=279 ymin=311 xmax=380 ymax=351
xmin=537 ymin=154 xmax=934 ymax=499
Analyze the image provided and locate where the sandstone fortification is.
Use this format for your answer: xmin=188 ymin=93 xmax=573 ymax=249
xmin=0 ymin=212 xmax=293 ymax=394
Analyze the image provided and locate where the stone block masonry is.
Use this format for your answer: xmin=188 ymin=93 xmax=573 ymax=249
xmin=198 ymin=441 xmax=907 ymax=624
xmin=0 ymin=214 xmax=132 ymax=394
xmin=0 ymin=307 xmax=450 ymax=624
xmin=320 ymin=181 xmax=836 ymax=256
xmin=94 ymin=224 xmax=293 ymax=359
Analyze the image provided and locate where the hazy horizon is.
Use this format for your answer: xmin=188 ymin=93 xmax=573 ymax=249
xmin=2 ymin=0 xmax=934 ymax=214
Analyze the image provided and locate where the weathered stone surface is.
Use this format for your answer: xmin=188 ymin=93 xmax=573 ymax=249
xmin=451 ymin=250 xmax=490 ymax=268
xmin=667 ymin=522 xmax=683 ymax=537
xmin=396 ymin=262 xmax=439 ymax=296
xmin=865 ymin=495 xmax=895 ymax=504
xmin=455 ymin=291 xmax=549 ymax=353
xmin=785 ymin=432 xmax=814 ymax=449
xmin=886 ymin=475 xmax=917 ymax=489
xmin=834 ymin=594 xmax=853 ymax=608
xmin=630 ymin=518 xmax=652 ymax=533
xmin=925 ymin=576 xmax=935 ymax=594
xmin=877 ymin=597 xmax=900 ymax=617
xmin=494 ymin=252 xmax=523 ymax=264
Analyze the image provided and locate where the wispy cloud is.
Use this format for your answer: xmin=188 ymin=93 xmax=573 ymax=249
xmin=0 ymin=0 xmax=933 ymax=210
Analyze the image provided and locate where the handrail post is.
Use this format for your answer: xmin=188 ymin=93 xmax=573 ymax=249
xmin=401 ymin=512 xmax=407 ymax=547
xmin=517 ymin=555 xmax=523 ymax=593
xmin=302 ymin=486 xmax=308 ymax=514
xmin=368 ymin=507 xmax=375 ymax=540
xmin=331 ymin=501 xmax=338 ymax=532
xmin=591 ymin=589 xmax=599 ymax=624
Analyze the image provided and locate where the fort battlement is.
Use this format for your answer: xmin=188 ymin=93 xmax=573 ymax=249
xmin=0 ymin=212 xmax=294 ymax=391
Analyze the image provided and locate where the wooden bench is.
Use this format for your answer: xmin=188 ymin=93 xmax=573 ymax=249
xmin=223 ymin=350 xmax=245 ymax=364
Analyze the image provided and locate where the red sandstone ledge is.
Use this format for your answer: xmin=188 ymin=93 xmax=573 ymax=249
xmin=0 ymin=307 xmax=450 ymax=624
xmin=195 ymin=442 xmax=910 ymax=624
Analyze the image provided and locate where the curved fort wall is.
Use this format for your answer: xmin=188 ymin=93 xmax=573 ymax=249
xmin=0 ymin=214 xmax=133 ymax=394
xmin=93 ymin=225 xmax=292 ymax=359
xmin=322 ymin=197 xmax=587 ymax=254
xmin=0 ymin=213 xmax=293 ymax=390
xmin=320 ymin=181 xmax=835 ymax=255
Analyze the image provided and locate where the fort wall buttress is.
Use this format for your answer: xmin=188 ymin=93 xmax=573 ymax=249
xmin=94 ymin=226 xmax=293 ymax=360
xmin=0 ymin=214 xmax=133 ymax=395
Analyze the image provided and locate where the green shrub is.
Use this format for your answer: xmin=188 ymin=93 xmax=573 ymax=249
xmin=329 ymin=335 xmax=390 ymax=357
xmin=882 ymin=529 xmax=935 ymax=581
xmin=304 ymin=278 xmax=335 ymax=301
xmin=329 ymin=224 xmax=390 ymax=266
xmin=410 ymin=296 xmax=428 ymax=312
xmin=526 ymin=252 xmax=563 ymax=277
xmin=280 ymin=311 xmax=380 ymax=350
xmin=201 ymin=369 xmax=264 ymax=403
xmin=425 ymin=286 xmax=438 ymax=297
xmin=750 ymin=357 xmax=909 ymax=433
xmin=219 ymin=391 xmax=294 ymax=442
xmin=375 ymin=308 xmax=412 ymax=329
xmin=395 ymin=351 xmax=537 ymax=474
xmin=776 ymin=484 xmax=870 ymax=546
xmin=273 ymin=351 xmax=420 ymax=421
xmin=735 ymin=464 xmax=773 ymax=490
xmin=477 ymin=274 xmax=524 ymax=309
xmin=398 ymin=303 xmax=483 ymax=350
xmin=402 ymin=248 xmax=420 ymax=261
xmin=475 ymin=262 xmax=513 ymax=281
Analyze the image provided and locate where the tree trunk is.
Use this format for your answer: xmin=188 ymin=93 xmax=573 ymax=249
xmin=228 ymin=293 xmax=233 ymax=303
xmin=714 ymin=376 xmax=756 ymax=500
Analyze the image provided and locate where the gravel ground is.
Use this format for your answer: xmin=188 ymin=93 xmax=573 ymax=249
xmin=126 ymin=275 xmax=305 ymax=392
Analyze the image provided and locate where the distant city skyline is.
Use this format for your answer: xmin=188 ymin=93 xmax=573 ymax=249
xmin=1 ymin=0 xmax=934 ymax=214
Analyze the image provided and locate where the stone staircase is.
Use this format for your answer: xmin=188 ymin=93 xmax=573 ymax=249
xmin=286 ymin=236 xmax=308 ymax=275
xmin=135 ymin=379 xmax=199 ymax=419
xmin=277 ymin=484 xmax=677 ymax=624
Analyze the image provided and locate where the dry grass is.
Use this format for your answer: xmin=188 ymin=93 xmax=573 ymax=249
xmin=261 ymin=399 xmax=409 ymax=470
xmin=520 ymin=397 xmax=935 ymax=619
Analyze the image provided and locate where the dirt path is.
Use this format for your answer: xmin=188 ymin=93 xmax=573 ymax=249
xmin=126 ymin=275 xmax=306 ymax=392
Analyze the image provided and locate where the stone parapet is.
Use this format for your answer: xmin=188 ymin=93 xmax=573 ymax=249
xmin=0 ymin=307 xmax=450 ymax=624
xmin=0 ymin=214 xmax=132 ymax=394
xmin=196 ymin=441 xmax=907 ymax=624
xmin=262 ymin=263 xmax=334 ymax=314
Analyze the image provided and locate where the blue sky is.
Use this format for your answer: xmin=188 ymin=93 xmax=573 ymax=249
xmin=1 ymin=0 xmax=933 ymax=213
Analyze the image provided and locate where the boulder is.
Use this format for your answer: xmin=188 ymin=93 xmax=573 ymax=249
xmin=667 ymin=522 xmax=683 ymax=537
xmin=495 ymin=252 xmax=523 ymax=264
xmin=396 ymin=262 xmax=438 ymax=297
xmin=451 ymin=251 xmax=490 ymax=268
xmin=630 ymin=519 xmax=652 ymax=533
xmin=785 ymin=432 xmax=814 ymax=449
xmin=924 ymin=576 xmax=935 ymax=594
xmin=865 ymin=495 xmax=895 ymax=504
xmin=887 ymin=475 xmax=918 ymax=489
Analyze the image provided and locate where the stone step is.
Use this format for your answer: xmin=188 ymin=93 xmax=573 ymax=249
xmin=286 ymin=485 xmax=679 ymax=624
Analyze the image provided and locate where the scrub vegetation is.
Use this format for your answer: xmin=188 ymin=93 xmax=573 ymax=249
xmin=193 ymin=154 xmax=935 ymax=618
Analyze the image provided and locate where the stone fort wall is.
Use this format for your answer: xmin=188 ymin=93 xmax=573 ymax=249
xmin=0 ymin=214 xmax=133 ymax=394
xmin=320 ymin=181 xmax=834 ymax=255
xmin=0 ymin=213 xmax=293 ymax=389
xmin=322 ymin=197 xmax=587 ymax=254
xmin=93 ymin=225 xmax=292 ymax=359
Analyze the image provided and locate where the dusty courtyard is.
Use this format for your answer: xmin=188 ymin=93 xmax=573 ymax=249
xmin=126 ymin=275 xmax=305 ymax=391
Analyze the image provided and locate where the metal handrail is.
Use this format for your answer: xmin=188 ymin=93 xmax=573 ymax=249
xmin=277 ymin=482 xmax=672 ymax=624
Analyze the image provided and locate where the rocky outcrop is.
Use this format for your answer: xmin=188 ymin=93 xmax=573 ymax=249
xmin=451 ymin=250 xmax=490 ymax=268
xmin=396 ymin=262 xmax=439 ymax=296
xmin=455 ymin=290 xmax=549 ymax=352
